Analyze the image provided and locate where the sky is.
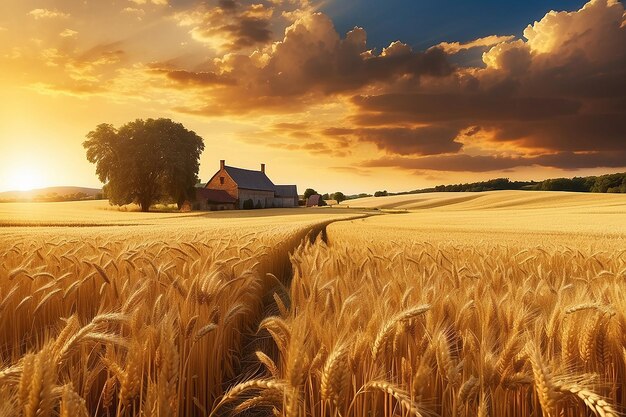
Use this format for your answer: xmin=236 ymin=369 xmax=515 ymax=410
xmin=0 ymin=0 xmax=625 ymax=194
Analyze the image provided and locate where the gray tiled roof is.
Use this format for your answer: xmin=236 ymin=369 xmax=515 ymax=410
xmin=274 ymin=184 xmax=298 ymax=198
xmin=224 ymin=166 xmax=276 ymax=191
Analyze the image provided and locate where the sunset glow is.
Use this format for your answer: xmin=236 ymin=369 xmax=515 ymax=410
xmin=1 ymin=3 xmax=626 ymax=415
xmin=5 ymin=165 xmax=41 ymax=191
xmin=0 ymin=0 xmax=624 ymax=193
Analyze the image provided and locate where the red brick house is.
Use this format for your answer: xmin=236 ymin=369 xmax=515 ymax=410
xmin=195 ymin=160 xmax=298 ymax=210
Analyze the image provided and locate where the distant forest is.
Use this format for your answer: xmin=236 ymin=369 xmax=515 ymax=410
xmin=369 ymin=172 xmax=626 ymax=198
xmin=0 ymin=186 xmax=104 ymax=203
xmin=0 ymin=192 xmax=103 ymax=203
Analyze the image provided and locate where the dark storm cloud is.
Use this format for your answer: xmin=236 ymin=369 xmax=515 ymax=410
xmin=218 ymin=0 xmax=237 ymax=11
xmin=227 ymin=16 xmax=272 ymax=47
xmin=494 ymin=113 xmax=626 ymax=152
xmin=352 ymin=93 xmax=581 ymax=123
xmin=151 ymin=69 xmax=236 ymax=86
xmin=175 ymin=1 xmax=280 ymax=51
xmin=323 ymin=126 xmax=463 ymax=155
xmin=364 ymin=151 xmax=626 ymax=172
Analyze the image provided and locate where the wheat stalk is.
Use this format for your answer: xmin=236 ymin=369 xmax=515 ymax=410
xmin=372 ymin=305 xmax=430 ymax=359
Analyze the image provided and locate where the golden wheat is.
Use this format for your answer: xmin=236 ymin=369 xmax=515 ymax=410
xmin=1 ymin=195 xmax=625 ymax=416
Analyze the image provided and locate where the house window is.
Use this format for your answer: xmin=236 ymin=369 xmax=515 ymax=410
xmin=220 ymin=176 xmax=225 ymax=185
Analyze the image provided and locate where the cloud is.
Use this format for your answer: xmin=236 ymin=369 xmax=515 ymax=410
xmin=523 ymin=0 xmax=624 ymax=55
xmin=272 ymin=122 xmax=310 ymax=131
xmin=150 ymin=68 xmax=236 ymax=87
xmin=272 ymin=141 xmax=332 ymax=154
xmin=345 ymin=0 xmax=626 ymax=161
xmin=232 ymin=120 xmax=352 ymax=157
xmin=28 ymin=9 xmax=70 ymax=19
xmin=323 ymin=126 xmax=463 ymax=155
xmin=330 ymin=166 xmax=373 ymax=176
xmin=59 ymin=29 xmax=78 ymax=38
xmin=493 ymin=113 xmax=626 ymax=152
xmin=174 ymin=1 xmax=295 ymax=51
xmin=364 ymin=151 xmax=626 ymax=172
xmin=21 ymin=41 xmax=129 ymax=97
xmin=122 ymin=7 xmax=146 ymax=19
xmin=252 ymin=16 xmax=452 ymax=96
xmin=12 ymin=0 xmax=626 ymax=177
xmin=148 ymin=0 xmax=625 ymax=172
xmin=158 ymin=12 xmax=453 ymax=116
xmin=31 ymin=81 xmax=107 ymax=97
xmin=352 ymin=93 xmax=581 ymax=123
xmin=128 ymin=0 xmax=167 ymax=5
xmin=435 ymin=34 xmax=516 ymax=54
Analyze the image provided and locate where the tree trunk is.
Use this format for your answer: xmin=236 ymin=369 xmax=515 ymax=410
xmin=140 ymin=199 xmax=151 ymax=212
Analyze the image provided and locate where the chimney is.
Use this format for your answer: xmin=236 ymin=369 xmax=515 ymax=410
xmin=220 ymin=160 xmax=225 ymax=170
xmin=261 ymin=163 xmax=265 ymax=173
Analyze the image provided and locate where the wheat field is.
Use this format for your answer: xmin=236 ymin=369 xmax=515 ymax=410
xmin=1 ymin=192 xmax=625 ymax=417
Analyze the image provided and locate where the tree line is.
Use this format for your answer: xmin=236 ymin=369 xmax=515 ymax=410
xmin=372 ymin=173 xmax=626 ymax=196
xmin=302 ymin=189 xmax=363 ymax=204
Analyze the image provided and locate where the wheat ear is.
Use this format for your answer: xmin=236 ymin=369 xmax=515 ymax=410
xmin=557 ymin=383 xmax=619 ymax=417
xmin=362 ymin=381 xmax=424 ymax=417
xmin=372 ymin=305 xmax=430 ymax=359
xmin=209 ymin=379 xmax=286 ymax=417
xmin=527 ymin=345 xmax=558 ymax=417
xmin=320 ymin=344 xmax=351 ymax=405
xmin=60 ymin=384 xmax=88 ymax=417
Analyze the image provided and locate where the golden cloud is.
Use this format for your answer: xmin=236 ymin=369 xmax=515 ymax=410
xmin=59 ymin=29 xmax=78 ymax=38
xmin=28 ymin=9 xmax=70 ymax=19
xmin=435 ymin=34 xmax=516 ymax=54
xmin=8 ymin=0 xmax=626 ymax=174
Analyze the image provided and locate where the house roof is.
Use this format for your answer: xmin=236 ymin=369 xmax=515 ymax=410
xmin=196 ymin=188 xmax=237 ymax=204
xmin=224 ymin=165 xmax=276 ymax=191
xmin=275 ymin=184 xmax=298 ymax=198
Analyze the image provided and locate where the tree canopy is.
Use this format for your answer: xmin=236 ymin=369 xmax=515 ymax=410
xmin=303 ymin=188 xmax=318 ymax=200
xmin=83 ymin=118 xmax=204 ymax=212
xmin=332 ymin=192 xmax=346 ymax=203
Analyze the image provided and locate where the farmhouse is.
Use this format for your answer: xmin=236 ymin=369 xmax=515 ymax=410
xmin=196 ymin=160 xmax=298 ymax=210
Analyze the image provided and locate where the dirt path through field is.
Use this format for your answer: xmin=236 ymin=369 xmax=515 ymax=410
xmin=234 ymin=212 xmax=373 ymax=384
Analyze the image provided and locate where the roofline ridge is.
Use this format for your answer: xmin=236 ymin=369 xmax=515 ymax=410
xmin=225 ymin=165 xmax=265 ymax=174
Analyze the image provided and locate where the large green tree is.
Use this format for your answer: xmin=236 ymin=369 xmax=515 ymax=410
xmin=83 ymin=118 xmax=204 ymax=212
xmin=332 ymin=191 xmax=346 ymax=203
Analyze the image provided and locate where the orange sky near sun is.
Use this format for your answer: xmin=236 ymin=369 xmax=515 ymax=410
xmin=0 ymin=0 xmax=625 ymax=194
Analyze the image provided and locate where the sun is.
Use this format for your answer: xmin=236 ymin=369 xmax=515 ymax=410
xmin=6 ymin=165 xmax=41 ymax=191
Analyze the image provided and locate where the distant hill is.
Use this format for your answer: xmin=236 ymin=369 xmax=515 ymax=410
xmin=0 ymin=186 xmax=103 ymax=202
xmin=340 ymin=189 xmax=626 ymax=211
